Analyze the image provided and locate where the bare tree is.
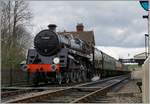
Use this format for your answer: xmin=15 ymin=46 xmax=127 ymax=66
xmin=1 ymin=0 xmax=32 ymax=69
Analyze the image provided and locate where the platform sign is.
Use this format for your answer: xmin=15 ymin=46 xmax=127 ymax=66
xmin=139 ymin=0 xmax=149 ymax=11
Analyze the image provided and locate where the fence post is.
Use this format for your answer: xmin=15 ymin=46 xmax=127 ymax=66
xmin=9 ymin=68 xmax=12 ymax=86
xmin=27 ymin=70 xmax=30 ymax=84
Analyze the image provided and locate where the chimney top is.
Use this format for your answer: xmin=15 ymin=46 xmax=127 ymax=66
xmin=48 ymin=24 xmax=57 ymax=32
xmin=76 ymin=23 xmax=84 ymax=32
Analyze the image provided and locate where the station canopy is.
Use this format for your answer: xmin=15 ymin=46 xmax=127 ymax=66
xmin=134 ymin=52 xmax=147 ymax=65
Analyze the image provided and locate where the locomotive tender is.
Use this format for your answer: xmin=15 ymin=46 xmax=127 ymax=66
xmin=22 ymin=24 xmax=127 ymax=85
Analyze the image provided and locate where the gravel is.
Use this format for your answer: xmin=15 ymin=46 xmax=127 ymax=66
xmin=106 ymin=79 xmax=142 ymax=103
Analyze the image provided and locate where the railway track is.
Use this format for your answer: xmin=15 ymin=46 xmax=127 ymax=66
xmin=1 ymin=82 xmax=85 ymax=102
xmin=3 ymin=74 xmax=130 ymax=103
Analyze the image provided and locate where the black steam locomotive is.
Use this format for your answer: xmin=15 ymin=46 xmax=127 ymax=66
xmin=21 ymin=24 xmax=128 ymax=85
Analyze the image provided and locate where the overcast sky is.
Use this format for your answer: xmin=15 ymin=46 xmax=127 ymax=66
xmin=28 ymin=1 xmax=148 ymax=59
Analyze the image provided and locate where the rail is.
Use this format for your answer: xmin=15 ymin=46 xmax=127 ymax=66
xmin=5 ymin=74 xmax=130 ymax=103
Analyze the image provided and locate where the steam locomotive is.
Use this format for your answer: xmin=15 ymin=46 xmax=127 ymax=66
xmin=21 ymin=24 xmax=128 ymax=85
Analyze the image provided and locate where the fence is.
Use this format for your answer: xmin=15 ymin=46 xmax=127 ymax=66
xmin=1 ymin=68 xmax=31 ymax=87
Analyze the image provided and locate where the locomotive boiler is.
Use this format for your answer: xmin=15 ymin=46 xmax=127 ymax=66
xmin=34 ymin=24 xmax=90 ymax=56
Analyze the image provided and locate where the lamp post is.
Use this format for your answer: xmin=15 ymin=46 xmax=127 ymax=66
xmin=142 ymin=15 xmax=149 ymax=57
xmin=143 ymin=15 xmax=149 ymax=57
xmin=145 ymin=34 xmax=149 ymax=58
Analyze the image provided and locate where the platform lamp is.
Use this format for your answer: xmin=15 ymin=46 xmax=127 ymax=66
xmin=143 ymin=15 xmax=149 ymax=58
xmin=145 ymin=34 xmax=149 ymax=58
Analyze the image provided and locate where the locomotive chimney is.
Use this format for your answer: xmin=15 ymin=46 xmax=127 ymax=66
xmin=76 ymin=23 xmax=84 ymax=32
xmin=48 ymin=24 xmax=57 ymax=32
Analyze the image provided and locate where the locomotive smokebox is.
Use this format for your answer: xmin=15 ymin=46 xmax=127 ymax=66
xmin=48 ymin=24 xmax=57 ymax=32
xmin=34 ymin=24 xmax=59 ymax=56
